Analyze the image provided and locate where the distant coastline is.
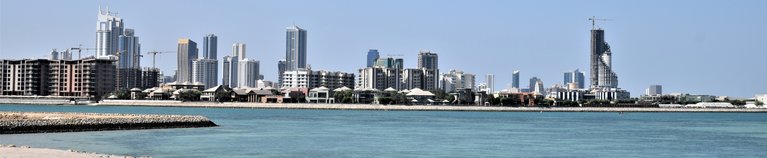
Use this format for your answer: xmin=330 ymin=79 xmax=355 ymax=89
xmin=86 ymin=100 xmax=767 ymax=113
xmin=2 ymin=99 xmax=766 ymax=113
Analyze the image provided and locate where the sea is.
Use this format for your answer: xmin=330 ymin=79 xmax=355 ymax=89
xmin=1 ymin=104 xmax=766 ymax=157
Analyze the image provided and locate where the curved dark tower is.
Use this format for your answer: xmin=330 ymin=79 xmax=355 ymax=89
xmin=590 ymin=28 xmax=618 ymax=89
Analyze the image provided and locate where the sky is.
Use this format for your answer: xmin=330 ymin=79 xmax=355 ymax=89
xmin=1 ymin=0 xmax=765 ymax=98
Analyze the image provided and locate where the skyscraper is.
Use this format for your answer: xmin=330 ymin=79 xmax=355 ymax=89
xmin=417 ymin=50 xmax=439 ymax=91
xmin=118 ymin=29 xmax=140 ymax=68
xmin=222 ymin=56 xmax=238 ymax=87
xmin=367 ymin=49 xmax=380 ymax=67
xmin=176 ymin=38 xmax=198 ymax=83
xmin=238 ymin=59 xmax=260 ymax=88
xmin=277 ymin=59 xmax=286 ymax=87
xmin=529 ymin=77 xmax=541 ymax=91
xmin=645 ymin=85 xmax=662 ymax=96
xmin=232 ymin=43 xmax=245 ymax=60
xmin=512 ymin=70 xmax=520 ymax=89
xmin=486 ymin=74 xmax=495 ymax=93
xmin=116 ymin=29 xmax=141 ymax=90
xmin=192 ymin=59 xmax=218 ymax=88
xmin=203 ymin=34 xmax=218 ymax=59
xmin=564 ymin=69 xmax=585 ymax=89
xmin=95 ymin=7 xmax=124 ymax=58
xmin=440 ymin=69 xmax=476 ymax=93
xmin=285 ymin=25 xmax=307 ymax=71
xmin=590 ymin=29 xmax=619 ymax=89
xmin=417 ymin=50 xmax=438 ymax=70
xmin=533 ymin=80 xmax=545 ymax=95
xmin=374 ymin=57 xmax=404 ymax=69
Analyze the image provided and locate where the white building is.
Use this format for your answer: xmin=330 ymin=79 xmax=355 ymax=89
xmin=756 ymin=94 xmax=767 ymax=104
xmin=645 ymin=85 xmax=662 ymax=96
xmin=486 ymin=74 xmax=495 ymax=93
xmin=440 ymin=69 xmax=475 ymax=93
xmin=283 ymin=69 xmax=354 ymax=90
xmin=237 ymin=59 xmax=260 ymax=88
xmin=282 ymin=69 xmax=311 ymax=88
xmin=192 ymin=59 xmax=218 ymax=89
xmin=232 ymin=43 xmax=246 ymax=61
xmin=533 ymin=80 xmax=544 ymax=95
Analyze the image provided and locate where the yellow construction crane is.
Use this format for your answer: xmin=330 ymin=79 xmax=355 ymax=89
xmin=146 ymin=50 xmax=176 ymax=69
xmin=588 ymin=16 xmax=612 ymax=30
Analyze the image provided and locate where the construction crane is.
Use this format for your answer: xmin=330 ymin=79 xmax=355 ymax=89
xmin=146 ymin=50 xmax=176 ymax=69
xmin=69 ymin=44 xmax=96 ymax=59
xmin=588 ymin=16 xmax=612 ymax=30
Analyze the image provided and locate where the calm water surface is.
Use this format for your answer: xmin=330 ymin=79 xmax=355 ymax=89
xmin=1 ymin=104 xmax=766 ymax=157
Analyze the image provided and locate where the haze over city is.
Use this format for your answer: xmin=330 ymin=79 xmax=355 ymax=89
xmin=1 ymin=0 xmax=765 ymax=98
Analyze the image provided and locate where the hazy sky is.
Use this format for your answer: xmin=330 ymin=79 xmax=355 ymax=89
xmin=1 ymin=0 xmax=765 ymax=98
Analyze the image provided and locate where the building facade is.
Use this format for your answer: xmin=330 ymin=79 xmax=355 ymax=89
xmin=222 ymin=55 xmax=238 ymax=87
xmin=564 ymin=69 xmax=585 ymax=89
xmin=590 ymin=29 xmax=619 ymax=89
xmin=1 ymin=58 xmax=115 ymax=99
xmin=95 ymin=7 xmax=124 ymax=58
xmin=237 ymin=59 xmax=260 ymax=88
xmin=176 ymin=38 xmax=198 ymax=83
xmin=366 ymin=49 xmax=379 ymax=67
xmin=440 ymin=69 xmax=476 ymax=93
xmin=417 ymin=50 xmax=438 ymax=70
xmin=645 ymin=85 xmax=662 ymax=96
xmin=285 ymin=25 xmax=307 ymax=71
xmin=192 ymin=59 xmax=219 ymax=88
xmin=203 ymin=34 xmax=217 ymax=59
xmin=486 ymin=74 xmax=495 ymax=93
xmin=282 ymin=69 xmax=354 ymax=90
xmin=232 ymin=43 xmax=245 ymax=61
xmin=512 ymin=70 xmax=520 ymax=89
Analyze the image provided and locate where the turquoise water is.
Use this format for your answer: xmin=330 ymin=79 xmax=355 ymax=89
xmin=1 ymin=104 xmax=766 ymax=157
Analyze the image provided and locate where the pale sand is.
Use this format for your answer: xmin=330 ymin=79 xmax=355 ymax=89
xmin=0 ymin=145 xmax=139 ymax=158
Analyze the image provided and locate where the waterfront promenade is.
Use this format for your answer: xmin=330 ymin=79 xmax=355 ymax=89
xmin=94 ymin=100 xmax=767 ymax=113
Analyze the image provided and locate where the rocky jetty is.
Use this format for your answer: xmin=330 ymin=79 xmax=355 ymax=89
xmin=0 ymin=112 xmax=217 ymax=134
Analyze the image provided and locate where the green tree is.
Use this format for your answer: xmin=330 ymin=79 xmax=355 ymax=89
xmin=377 ymin=97 xmax=393 ymax=105
xmin=179 ymin=90 xmax=201 ymax=101
xmin=215 ymin=91 xmax=231 ymax=102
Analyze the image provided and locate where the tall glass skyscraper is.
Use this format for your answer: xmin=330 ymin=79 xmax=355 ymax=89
xmin=285 ymin=25 xmax=307 ymax=71
xmin=117 ymin=29 xmax=139 ymax=68
xmin=512 ymin=70 xmax=520 ymax=88
xmin=96 ymin=7 xmax=124 ymax=58
xmin=177 ymin=38 xmax=198 ymax=83
xmin=367 ymin=49 xmax=379 ymax=67
xmin=203 ymin=34 xmax=217 ymax=60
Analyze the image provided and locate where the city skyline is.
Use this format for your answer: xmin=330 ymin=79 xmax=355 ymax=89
xmin=1 ymin=0 xmax=766 ymax=98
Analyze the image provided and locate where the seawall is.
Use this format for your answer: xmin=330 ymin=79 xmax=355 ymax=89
xmin=0 ymin=112 xmax=217 ymax=134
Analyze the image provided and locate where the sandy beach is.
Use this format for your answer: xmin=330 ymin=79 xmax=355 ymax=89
xmin=0 ymin=145 xmax=139 ymax=158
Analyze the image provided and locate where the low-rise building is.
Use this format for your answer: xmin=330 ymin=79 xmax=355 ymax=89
xmin=1 ymin=58 xmax=116 ymax=99
xmin=282 ymin=69 xmax=355 ymax=90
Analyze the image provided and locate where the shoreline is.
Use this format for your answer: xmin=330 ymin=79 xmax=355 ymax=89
xmin=86 ymin=100 xmax=767 ymax=113
xmin=0 ymin=144 xmax=141 ymax=158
